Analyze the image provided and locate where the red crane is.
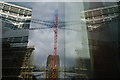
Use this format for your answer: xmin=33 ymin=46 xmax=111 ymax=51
xmin=52 ymin=10 xmax=58 ymax=79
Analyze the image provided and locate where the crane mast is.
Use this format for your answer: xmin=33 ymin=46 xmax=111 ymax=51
xmin=52 ymin=10 xmax=58 ymax=79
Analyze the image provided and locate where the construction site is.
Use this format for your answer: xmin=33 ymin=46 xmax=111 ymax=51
xmin=1 ymin=1 xmax=120 ymax=80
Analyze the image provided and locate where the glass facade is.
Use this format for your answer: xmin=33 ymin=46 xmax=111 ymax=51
xmin=1 ymin=1 xmax=120 ymax=80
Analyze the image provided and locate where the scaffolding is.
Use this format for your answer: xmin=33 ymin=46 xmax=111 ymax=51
xmin=2 ymin=42 xmax=34 ymax=80
xmin=19 ymin=46 xmax=34 ymax=80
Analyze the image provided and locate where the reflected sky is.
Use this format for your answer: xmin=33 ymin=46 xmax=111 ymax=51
xmin=27 ymin=2 xmax=90 ymax=68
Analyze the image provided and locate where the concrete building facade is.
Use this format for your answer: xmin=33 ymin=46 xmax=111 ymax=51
xmin=0 ymin=1 xmax=34 ymax=80
xmin=81 ymin=2 xmax=120 ymax=79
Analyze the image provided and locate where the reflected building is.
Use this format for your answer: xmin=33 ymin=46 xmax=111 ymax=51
xmin=75 ymin=49 xmax=92 ymax=80
xmin=0 ymin=1 xmax=34 ymax=80
xmin=81 ymin=2 xmax=120 ymax=79
xmin=46 ymin=55 xmax=60 ymax=79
